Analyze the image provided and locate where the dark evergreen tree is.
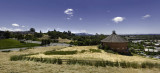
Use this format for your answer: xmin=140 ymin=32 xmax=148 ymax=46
xmin=30 ymin=28 xmax=35 ymax=32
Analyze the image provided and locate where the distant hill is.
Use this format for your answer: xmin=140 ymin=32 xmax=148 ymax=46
xmin=74 ymin=33 xmax=93 ymax=36
xmin=117 ymin=34 xmax=160 ymax=36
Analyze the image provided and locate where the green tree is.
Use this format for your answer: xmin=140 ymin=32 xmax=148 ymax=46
xmin=25 ymin=34 xmax=34 ymax=40
xmin=34 ymin=30 xmax=43 ymax=38
xmin=17 ymin=34 xmax=24 ymax=40
xmin=4 ymin=31 xmax=11 ymax=39
xmin=30 ymin=28 xmax=35 ymax=32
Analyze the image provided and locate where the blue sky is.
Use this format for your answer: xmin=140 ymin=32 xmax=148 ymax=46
xmin=0 ymin=0 xmax=160 ymax=34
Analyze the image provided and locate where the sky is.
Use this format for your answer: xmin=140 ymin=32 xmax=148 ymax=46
xmin=0 ymin=0 xmax=160 ymax=34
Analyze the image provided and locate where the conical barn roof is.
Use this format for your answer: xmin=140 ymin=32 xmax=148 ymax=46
xmin=101 ymin=31 xmax=128 ymax=43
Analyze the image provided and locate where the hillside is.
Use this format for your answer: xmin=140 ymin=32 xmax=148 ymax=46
xmin=0 ymin=46 xmax=159 ymax=73
xmin=30 ymin=46 xmax=160 ymax=63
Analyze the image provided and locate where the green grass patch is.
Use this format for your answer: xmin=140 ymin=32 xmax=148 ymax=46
xmin=44 ymin=50 xmax=77 ymax=55
xmin=0 ymin=39 xmax=40 ymax=49
xmin=89 ymin=49 xmax=101 ymax=53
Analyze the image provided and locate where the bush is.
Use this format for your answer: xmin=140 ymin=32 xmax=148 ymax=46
xmin=20 ymin=41 xmax=25 ymax=43
xmin=41 ymin=39 xmax=51 ymax=46
xmin=98 ymin=44 xmax=103 ymax=49
xmin=51 ymin=39 xmax=59 ymax=43
xmin=80 ymin=50 xmax=87 ymax=53
xmin=1 ymin=50 xmax=11 ymax=52
xmin=44 ymin=50 xmax=77 ymax=55
xmin=89 ymin=49 xmax=101 ymax=53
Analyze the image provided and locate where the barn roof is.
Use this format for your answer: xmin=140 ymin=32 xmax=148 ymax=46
xmin=101 ymin=31 xmax=128 ymax=43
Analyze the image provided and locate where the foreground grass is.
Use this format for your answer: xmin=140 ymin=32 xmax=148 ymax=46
xmin=0 ymin=39 xmax=40 ymax=49
xmin=32 ymin=46 xmax=160 ymax=64
xmin=0 ymin=46 xmax=160 ymax=73
xmin=10 ymin=54 xmax=160 ymax=69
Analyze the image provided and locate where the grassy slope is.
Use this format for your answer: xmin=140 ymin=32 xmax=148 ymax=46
xmin=0 ymin=46 xmax=159 ymax=73
xmin=31 ymin=46 xmax=160 ymax=63
xmin=0 ymin=39 xmax=40 ymax=49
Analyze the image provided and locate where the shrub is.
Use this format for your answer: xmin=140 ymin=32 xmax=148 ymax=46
xmin=44 ymin=50 xmax=77 ymax=55
xmin=120 ymin=61 xmax=127 ymax=68
xmin=41 ymin=39 xmax=51 ymax=46
xmin=80 ymin=50 xmax=87 ymax=53
xmin=89 ymin=49 xmax=101 ymax=53
xmin=130 ymin=62 xmax=139 ymax=68
xmin=1 ymin=50 xmax=11 ymax=52
xmin=20 ymin=41 xmax=25 ymax=43
xmin=57 ymin=59 xmax=62 ymax=64
xmin=98 ymin=44 xmax=103 ymax=49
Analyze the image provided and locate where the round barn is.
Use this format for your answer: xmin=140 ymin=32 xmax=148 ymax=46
xmin=101 ymin=31 xmax=128 ymax=53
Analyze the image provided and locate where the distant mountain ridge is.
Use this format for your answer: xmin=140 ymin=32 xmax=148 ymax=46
xmin=74 ymin=33 xmax=93 ymax=36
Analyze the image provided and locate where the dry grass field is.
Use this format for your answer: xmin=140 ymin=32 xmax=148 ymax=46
xmin=0 ymin=46 xmax=160 ymax=73
xmin=39 ymin=35 xmax=71 ymax=43
xmin=39 ymin=34 xmax=50 ymax=40
xmin=31 ymin=46 xmax=160 ymax=63
xmin=58 ymin=37 xmax=72 ymax=43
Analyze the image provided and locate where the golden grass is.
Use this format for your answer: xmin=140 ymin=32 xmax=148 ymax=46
xmin=0 ymin=46 xmax=160 ymax=73
xmin=58 ymin=37 xmax=72 ymax=43
xmin=38 ymin=34 xmax=50 ymax=40
xmin=31 ymin=46 xmax=160 ymax=63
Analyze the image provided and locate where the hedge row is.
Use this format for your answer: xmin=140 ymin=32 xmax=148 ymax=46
xmin=10 ymin=54 xmax=160 ymax=68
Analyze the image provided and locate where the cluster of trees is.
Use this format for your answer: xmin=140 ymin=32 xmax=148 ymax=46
xmin=145 ymin=51 xmax=160 ymax=55
xmin=12 ymin=31 xmax=43 ymax=41
xmin=70 ymin=34 xmax=106 ymax=46
xmin=47 ymin=30 xmax=75 ymax=40
xmin=3 ymin=31 xmax=11 ymax=39
xmin=1 ymin=28 xmax=43 ymax=41
xmin=41 ymin=39 xmax=51 ymax=46
xmin=127 ymin=35 xmax=160 ymax=40
xmin=128 ymin=42 xmax=144 ymax=50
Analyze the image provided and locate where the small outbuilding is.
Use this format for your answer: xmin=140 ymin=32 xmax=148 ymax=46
xmin=101 ymin=31 xmax=128 ymax=53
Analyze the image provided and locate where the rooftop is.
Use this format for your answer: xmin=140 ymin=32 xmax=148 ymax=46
xmin=101 ymin=31 xmax=128 ymax=43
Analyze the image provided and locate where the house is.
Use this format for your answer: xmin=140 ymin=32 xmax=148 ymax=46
xmin=101 ymin=31 xmax=129 ymax=53
xmin=144 ymin=49 xmax=158 ymax=52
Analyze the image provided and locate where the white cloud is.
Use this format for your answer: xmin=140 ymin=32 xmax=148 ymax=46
xmin=79 ymin=18 xmax=83 ymax=21
xmin=64 ymin=8 xmax=74 ymax=15
xmin=112 ymin=17 xmax=125 ymax=23
xmin=12 ymin=23 xmax=19 ymax=27
xmin=67 ymin=17 xmax=71 ymax=20
xmin=72 ymin=30 xmax=87 ymax=33
xmin=0 ymin=27 xmax=23 ymax=31
xmin=0 ymin=27 xmax=12 ymax=31
xmin=14 ymin=29 xmax=22 ymax=31
xmin=22 ymin=26 xmax=25 ymax=27
xmin=64 ymin=8 xmax=74 ymax=20
xmin=142 ymin=14 xmax=151 ymax=19
xmin=56 ymin=28 xmax=60 ymax=30
xmin=80 ymin=30 xmax=86 ymax=33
